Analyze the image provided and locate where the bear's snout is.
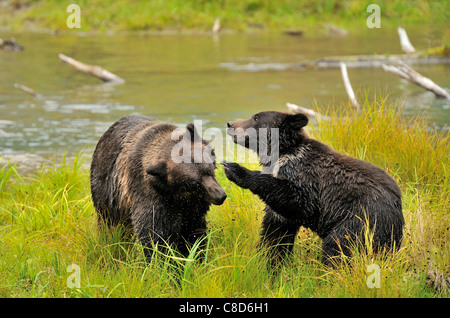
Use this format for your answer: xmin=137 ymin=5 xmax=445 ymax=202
xmin=203 ymin=176 xmax=227 ymax=205
xmin=226 ymin=119 xmax=250 ymax=137
xmin=211 ymin=188 xmax=227 ymax=205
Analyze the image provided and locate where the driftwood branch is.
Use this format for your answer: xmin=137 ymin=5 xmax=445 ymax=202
xmin=14 ymin=83 xmax=38 ymax=97
xmin=58 ymin=53 xmax=125 ymax=84
xmin=311 ymin=54 xmax=450 ymax=68
xmin=340 ymin=62 xmax=359 ymax=111
xmin=286 ymin=103 xmax=327 ymax=120
xmin=382 ymin=62 xmax=450 ymax=99
xmin=325 ymin=24 xmax=348 ymax=36
xmin=212 ymin=18 xmax=221 ymax=34
xmin=398 ymin=27 xmax=415 ymax=54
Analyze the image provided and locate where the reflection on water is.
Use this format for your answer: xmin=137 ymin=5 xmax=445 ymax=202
xmin=0 ymin=28 xmax=449 ymax=161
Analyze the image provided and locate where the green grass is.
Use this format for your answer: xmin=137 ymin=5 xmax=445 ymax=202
xmin=1 ymin=0 xmax=449 ymax=33
xmin=0 ymin=97 xmax=449 ymax=298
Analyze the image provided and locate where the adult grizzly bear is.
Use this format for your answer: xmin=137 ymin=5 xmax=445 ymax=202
xmin=90 ymin=116 xmax=226 ymax=259
xmin=223 ymin=111 xmax=404 ymax=265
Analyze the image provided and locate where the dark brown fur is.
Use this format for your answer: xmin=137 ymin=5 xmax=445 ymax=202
xmin=90 ymin=116 xmax=226 ymax=259
xmin=224 ymin=111 xmax=404 ymax=265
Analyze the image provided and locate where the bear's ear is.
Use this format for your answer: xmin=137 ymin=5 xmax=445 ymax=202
xmin=284 ymin=113 xmax=309 ymax=130
xmin=186 ymin=122 xmax=201 ymax=143
xmin=145 ymin=161 xmax=167 ymax=177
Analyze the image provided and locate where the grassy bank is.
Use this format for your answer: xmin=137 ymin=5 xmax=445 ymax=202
xmin=0 ymin=98 xmax=449 ymax=298
xmin=1 ymin=0 xmax=449 ymax=33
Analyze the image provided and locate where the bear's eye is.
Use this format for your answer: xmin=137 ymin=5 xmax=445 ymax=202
xmin=253 ymin=115 xmax=259 ymax=122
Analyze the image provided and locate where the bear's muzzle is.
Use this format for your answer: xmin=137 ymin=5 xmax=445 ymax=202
xmin=202 ymin=176 xmax=227 ymax=205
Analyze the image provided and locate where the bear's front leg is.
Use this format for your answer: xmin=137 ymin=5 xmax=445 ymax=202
xmin=179 ymin=214 xmax=208 ymax=258
xmin=131 ymin=204 xmax=182 ymax=261
xmin=222 ymin=161 xmax=254 ymax=189
xmin=223 ymin=161 xmax=308 ymax=220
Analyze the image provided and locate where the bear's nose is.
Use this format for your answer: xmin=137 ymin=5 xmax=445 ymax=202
xmin=227 ymin=122 xmax=232 ymax=128
xmin=219 ymin=192 xmax=227 ymax=203
xmin=213 ymin=192 xmax=227 ymax=205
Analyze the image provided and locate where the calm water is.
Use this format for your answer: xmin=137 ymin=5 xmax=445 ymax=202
xmin=0 ymin=28 xmax=449 ymax=163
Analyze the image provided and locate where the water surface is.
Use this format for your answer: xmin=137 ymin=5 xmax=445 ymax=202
xmin=1 ymin=27 xmax=448 ymax=163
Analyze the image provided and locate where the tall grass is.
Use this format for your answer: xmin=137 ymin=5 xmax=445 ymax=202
xmin=311 ymin=96 xmax=449 ymax=296
xmin=0 ymin=97 xmax=449 ymax=297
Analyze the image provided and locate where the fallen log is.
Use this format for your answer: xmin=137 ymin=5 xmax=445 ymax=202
xmin=340 ymin=62 xmax=359 ymax=111
xmin=58 ymin=53 xmax=125 ymax=84
xmin=310 ymin=54 xmax=450 ymax=68
xmin=381 ymin=62 xmax=450 ymax=99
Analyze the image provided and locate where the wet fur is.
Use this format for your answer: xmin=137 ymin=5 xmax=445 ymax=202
xmin=224 ymin=111 xmax=404 ymax=265
xmin=91 ymin=116 xmax=225 ymax=259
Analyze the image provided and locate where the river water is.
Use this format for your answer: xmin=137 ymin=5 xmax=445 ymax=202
xmin=0 ymin=27 xmax=449 ymax=169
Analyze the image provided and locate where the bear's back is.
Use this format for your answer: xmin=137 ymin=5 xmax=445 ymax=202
xmin=274 ymin=138 xmax=402 ymax=234
xmin=294 ymin=139 xmax=400 ymax=197
xmin=305 ymin=139 xmax=403 ymax=237
xmin=330 ymin=148 xmax=401 ymax=199
xmin=92 ymin=116 xmax=159 ymax=168
xmin=91 ymin=116 xmax=174 ymax=223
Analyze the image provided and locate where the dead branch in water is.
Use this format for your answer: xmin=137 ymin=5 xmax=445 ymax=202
xmin=212 ymin=18 xmax=221 ymax=34
xmin=382 ymin=62 xmax=450 ymax=99
xmin=340 ymin=62 xmax=359 ymax=111
xmin=325 ymin=24 xmax=348 ymax=36
xmin=398 ymin=27 xmax=415 ymax=54
xmin=286 ymin=103 xmax=327 ymax=120
xmin=311 ymin=54 xmax=450 ymax=68
xmin=14 ymin=83 xmax=38 ymax=97
xmin=58 ymin=53 xmax=125 ymax=84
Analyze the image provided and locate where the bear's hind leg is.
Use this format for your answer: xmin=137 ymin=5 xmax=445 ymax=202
xmin=132 ymin=205 xmax=182 ymax=262
xmin=321 ymin=220 xmax=363 ymax=266
xmin=260 ymin=207 xmax=299 ymax=266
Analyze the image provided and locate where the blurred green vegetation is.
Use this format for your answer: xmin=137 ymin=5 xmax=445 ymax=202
xmin=0 ymin=0 xmax=448 ymax=33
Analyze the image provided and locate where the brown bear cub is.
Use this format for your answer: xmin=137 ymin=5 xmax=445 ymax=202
xmin=224 ymin=111 xmax=404 ymax=265
xmin=90 ymin=116 xmax=226 ymax=259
